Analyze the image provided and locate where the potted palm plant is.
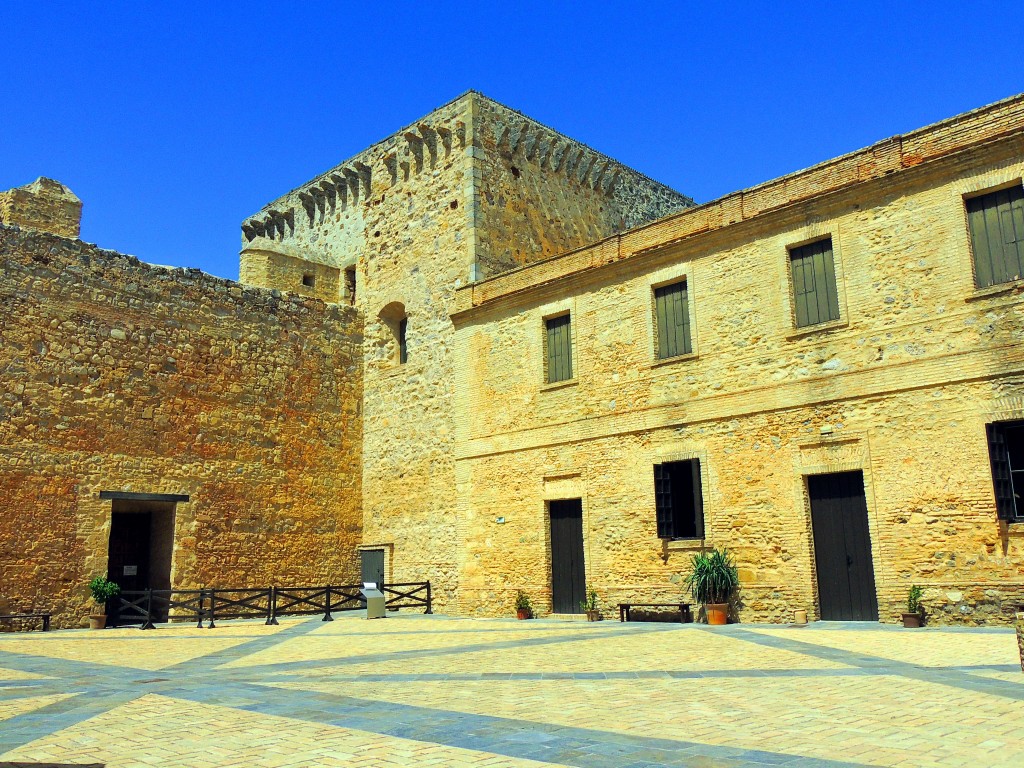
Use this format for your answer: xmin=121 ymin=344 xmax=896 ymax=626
xmin=87 ymin=575 xmax=120 ymax=629
xmin=902 ymin=585 xmax=924 ymax=628
xmin=514 ymin=590 xmax=532 ymax=620
xmin=580 ymin=586 xmax=601 ymax=621
xmin=685 ymin=547 xmax=739 ymax=625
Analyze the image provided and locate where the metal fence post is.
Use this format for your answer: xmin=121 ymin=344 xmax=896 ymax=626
xmin=323 ymin=584 xmax=334 ymax=621
xmin=206 ymin=589 xmax=216 ymax=629
xmin=140 ymin=589 xmax=156 ymax=630
xmin=425 ymin=581 xmax=432 ymax=614
xmin=267 ymin=586 xmax=279 ymax=625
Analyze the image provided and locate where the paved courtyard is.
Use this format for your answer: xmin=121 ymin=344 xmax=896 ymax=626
xmin=0 ymin=613 xmax=1021 ymax=767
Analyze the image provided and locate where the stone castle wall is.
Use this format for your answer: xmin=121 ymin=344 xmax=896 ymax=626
xmin=0 ymin=178 xmax=82 ymax=239
xmin=0 ymin=226 xmax=363 ymax=627
xmin=469 ymin=95 xmax=692 ymax=278
xmin=234 ymin=92 xmax=695 ymax=612
xmin=451 ymin=103 xmax=1024 ymax=624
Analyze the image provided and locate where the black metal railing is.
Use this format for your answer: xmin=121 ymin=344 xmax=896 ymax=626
xmin=109 ymin=582 xmax=431 ymax=628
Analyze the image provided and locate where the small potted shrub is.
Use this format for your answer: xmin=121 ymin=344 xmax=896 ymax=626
xmin=514 ymin=590 xmax=532 ymax=620
xmin=685 ymin=547 xmax=739 ymax=625
xmin=902 ymin=585 xmax=924 ymax=628
xmin=87 ymin=575 xmax=120 ymax=629
xmin=580 ymin=586 xmax=601 ymax=621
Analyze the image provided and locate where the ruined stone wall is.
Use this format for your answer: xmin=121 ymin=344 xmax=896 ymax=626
xmin=470 ymin=95 xmax=692 ymax=279
xmin=452 ymin=125 xmax=1024 ymax=624
xmin=0 ymin=178 xmax=82 ymax=239
xmin=0 ymin=227 xmax=362 ymax=628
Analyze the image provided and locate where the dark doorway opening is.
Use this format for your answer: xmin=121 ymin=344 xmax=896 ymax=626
xmin=549 ymin=499 xmax=586 ymax=614
xmin=360 ymin=549 xmax=385 ymax=587
xmin=807 ymin=471 xmax=879 ymax=621
xmin=106 ymin=500 xmax=176 ymax=621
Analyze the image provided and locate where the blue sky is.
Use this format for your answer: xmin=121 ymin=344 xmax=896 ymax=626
xmin=3 ymin=2 xmax=1022 ymax=280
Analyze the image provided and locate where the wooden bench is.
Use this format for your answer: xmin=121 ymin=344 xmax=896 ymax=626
xmin=618 ymin=602 xmax=691 ymax=623
xmin=0 ymin=613 xmax=51 ymax=632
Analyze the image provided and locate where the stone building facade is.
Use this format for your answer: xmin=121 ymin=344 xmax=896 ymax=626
xmin=2 ymin=90 xmax=1022 ymax=627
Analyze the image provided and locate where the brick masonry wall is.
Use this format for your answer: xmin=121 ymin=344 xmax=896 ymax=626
xmin=0 ymin=227 xmax=363 ymax=628
xmin=452 ymin=132 xmax=1024 ymax=624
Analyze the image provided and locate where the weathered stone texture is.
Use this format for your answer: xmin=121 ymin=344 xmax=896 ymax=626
xmin=470 ymin=96 xmax=692 ymax=278
xmin=235 ymin=91 xmax=693 ymax=612
xmin=0 ymin=178 xmax=82 ymax=239
xmin=452 ymin=97 xmax=1024 ymax=625
xmin=0 ymin=227 xmax=363 ymax=627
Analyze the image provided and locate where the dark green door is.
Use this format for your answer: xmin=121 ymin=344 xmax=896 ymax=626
xmin=808 ymin=471 xmax=879 ymax=621
xmin=549 ymin=499 xmax=586 ymax=614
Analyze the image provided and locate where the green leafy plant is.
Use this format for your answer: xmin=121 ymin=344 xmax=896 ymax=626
xmin=579 ymin=586 xmax=598 ymax=613
xmin=685 ymin=548 xmax=739 ymax=605
xmin=514 ymin=590 xmax=532 ymax=612
xmin=88 ymin=575 xmax=120 ymax=606
xmin=907 ymin=585 xmax=923 ymax=615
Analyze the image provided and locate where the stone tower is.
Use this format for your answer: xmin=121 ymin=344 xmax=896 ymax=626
xmin=239 ymin=91 xmax=693 ymax=609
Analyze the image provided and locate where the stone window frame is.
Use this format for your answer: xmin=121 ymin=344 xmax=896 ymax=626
xmin=539 ymin=299 xmax=578 ymax=391
xmin=957 ymin=175 xmax=1024 ymax=300
xmin=647 ymin=267 xmax=699 ymax=368
xmin=795 ymin=437 xmax=883 ymax=621
xmin=781 ymin=227 xmax=850 ymax=339
xmin=377 ymin=301 xmax=409 ymax=368
xmin=654 ymin=448 xmax=710 ymax=551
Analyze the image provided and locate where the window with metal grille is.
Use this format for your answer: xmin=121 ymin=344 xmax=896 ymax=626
xmin=654 ymin=459 xmax=704 ymax=539
xmin=398 ymin=317 xmax=408 ymax=364
xmin=789 ymin=237 xmax=840 ymax=328
xmin=545 ymin=314 xmax=573 ymax=383
xmin=653 ymin=280 xmax=692 ymax=359
xmin=967 ymin=185 xmax=1024 ymax=288
xmin=986 ymin=420 xmax=1024 ymax=521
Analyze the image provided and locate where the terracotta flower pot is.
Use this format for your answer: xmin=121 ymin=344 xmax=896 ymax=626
xmin=902 ymin=613 xmax=922 ymax=628
xmin=705 ymin=603 xmax=728 ymax=625
xmin=516 ymin=608 xmax=531 ymax=620
xmin=586 ymin=610 xmax=602 ymax=622
xmin=88 ymin=614 xmax=107 ymax=630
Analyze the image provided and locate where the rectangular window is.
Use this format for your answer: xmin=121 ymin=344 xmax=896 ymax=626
xmin=344 ymin=266 xmax=356 ymax=305
xmin=654 ymin=280 xmax=692 ymax=359
xmin=790 ymin=237 xmax=840 ymax=328
xmin=967 ymin=185 xmax=1024 ymax=288
xmin=987 ymin=420 xmax=1024 ymax=521
xmin=545 ymin=314 xmax=573 ymax=383
xmin=654 ymin=459 xmax=704 ymax=539
xmin=398 ymin=317 xmax=408 ymax=364
xmin=302 ymin=273 xmax=315 ymax=288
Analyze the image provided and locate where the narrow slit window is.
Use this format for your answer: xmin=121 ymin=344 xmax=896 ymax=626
xmin=967 ymin=185 xmax=1024 ymax=288
xmin=789 ymin=238 xmax=840 ymax=328
xmin=344 ymin=267 xmax=356 ymax=305
xmin=302 ymin=273 xmax=315 ymax=288
xmin=653 ymin=280 xmax=692 ymax=359
xmin=653 ymin=459 xmax=704 ymax=539
xmin=545 ymin=314 xmax=573 ymax=384
xmin=398 ymin=317 xmax=408 ymax=364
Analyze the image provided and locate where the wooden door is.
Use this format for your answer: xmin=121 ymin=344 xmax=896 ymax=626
xmin=549 ymin=499 xmax=586 ymax=614
xmin=360 ymin=549 xmax=385 ymax=588
xmin=808 ymin=471 xmax=879 ymax=621
xmin=107 ymin=512 xmax=152 ymax=592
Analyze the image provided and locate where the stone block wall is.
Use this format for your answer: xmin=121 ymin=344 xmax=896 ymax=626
xmin=0 ymin=226 xmax=363 ymax=628
xmin=451 ymin=105 xmax=1024 ymax=624
xmin=470 ymin=96 xmax=692 ymax=278
xmin=0 ymin=178 xmax=82 ymax=239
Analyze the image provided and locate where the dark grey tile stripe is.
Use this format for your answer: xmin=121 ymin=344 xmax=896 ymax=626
xmin=164 ymin=680 xmax=869 ymax=768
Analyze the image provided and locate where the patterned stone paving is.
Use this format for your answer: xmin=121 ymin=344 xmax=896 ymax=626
xmin=0 ymin=614 xmax=1020 ymax=767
